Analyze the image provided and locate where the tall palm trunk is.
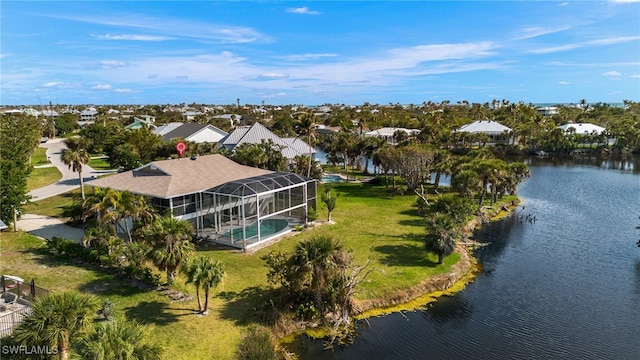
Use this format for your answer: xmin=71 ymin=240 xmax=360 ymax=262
xmin=195 ymin=286 xmax=202 ymax=313
xmin=58 ymin=333 xmax=70 ymax=360
xmin=203 ymin=287 xmax=210 ymax=315
xmin=79 ymin=170 xmax=85 ymax=200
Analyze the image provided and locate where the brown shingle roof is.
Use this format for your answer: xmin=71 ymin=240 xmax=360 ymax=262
xmin=86 ymin=154 xmax=272 ymax=198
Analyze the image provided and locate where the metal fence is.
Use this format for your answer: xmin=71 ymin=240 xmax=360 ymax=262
xmin=0 ymin=307 xmax=32 ymax=338
xmin=0 ymin=276 xmax=49 ymax=338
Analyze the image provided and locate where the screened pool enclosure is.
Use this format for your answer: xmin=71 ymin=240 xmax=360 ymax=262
xmin=179 ymin=173 xmax=316 ymax=250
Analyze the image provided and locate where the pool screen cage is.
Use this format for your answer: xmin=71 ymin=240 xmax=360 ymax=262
xmin=194 ymin=172 xmax=316 ymax=250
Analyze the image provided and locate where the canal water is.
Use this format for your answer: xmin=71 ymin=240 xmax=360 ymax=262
xmin=296 ymin=155 xmax=640 ymax=359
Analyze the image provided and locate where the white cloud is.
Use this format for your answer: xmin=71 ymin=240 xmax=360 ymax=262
xmin=0 ymin=54 xmax=9 ymax=59
xmin=39 ymin=82 xmax=79 ymax=90
xmin=95 ymin=60 xmax=131 ymax=69
xmin=91 ymin=84 xmax=112 ymax=90
xmin=42 ymin=82 xmax=63 ymax=88
xmin=258 ymin=72 xmax=290 ymax=80
xmin=278 ymin=53 xmax=338 ymax=61
xmin=530 ymin=36 xmax=640 ymax=54
xmin=610 ymin=0 xmax=639 ymax=3
xmin=630 ymin=74 xmax=640 ymax=78
xmin=513 ymin=26 xmax=571 ymax=40
xmin=286 ymin=7 xmax=321 ymax=15
xmin=113 ymin=88 xmax=133 ymax=93
xmin=94 ymin=34 xmax=173 ymax=41
xmin=57 ymin=14 xmax=270 ymax=44
xmin=559 ymin=81 xmax=571 ymax=85
xmin=602 ymin=71 xmax=622 ymax=76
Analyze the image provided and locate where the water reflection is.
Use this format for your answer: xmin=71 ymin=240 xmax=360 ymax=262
xmin=421 ymin=294 xmax=473 ymax=327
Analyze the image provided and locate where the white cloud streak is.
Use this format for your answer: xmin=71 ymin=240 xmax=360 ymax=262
xmin=529 ymin=36 xmax=640 ymax=54
xmin=94 ymin=34 xmax=173 ymax=41
xmin=286 ymin=7 xmax=321 ymax=15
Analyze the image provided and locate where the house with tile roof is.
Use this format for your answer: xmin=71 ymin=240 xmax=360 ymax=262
xmin=219 ymin=122 xmax=315 ymax=160
xmin=86 ymin=154 xmax=316 ymax=250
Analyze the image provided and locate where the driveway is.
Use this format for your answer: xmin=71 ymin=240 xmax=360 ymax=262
xmin=28 ymin=138 xmax=115 ymax=202
xmin=16 ymin=138 xmax=110 ymax=242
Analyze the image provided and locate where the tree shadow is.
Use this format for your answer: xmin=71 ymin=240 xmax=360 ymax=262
xmin=78 ymin=278 xmax=148 ymax=297
xmin=217 ymin=286 xmax=281 ymax=326
xmin=373 ymin=243 xmax=438 ymax=268
xmin=124 ymin=300 xmax=184 ymax=326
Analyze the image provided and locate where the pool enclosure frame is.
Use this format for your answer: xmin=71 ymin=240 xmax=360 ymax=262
xmin=157 ymin=172 xmax=317 ymax=250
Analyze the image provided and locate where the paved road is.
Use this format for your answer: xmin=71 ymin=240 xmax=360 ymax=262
xmin=28 ymin=138 xmax=114 ymax=201
xmin=14 ymin=138 xmax=115 ymax=241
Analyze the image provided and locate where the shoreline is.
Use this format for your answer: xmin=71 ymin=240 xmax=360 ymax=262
xmin=279 ymin=199 xmax=520 ymax=344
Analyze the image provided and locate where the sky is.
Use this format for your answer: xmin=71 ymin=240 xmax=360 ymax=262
xmin=1 ymin=1 xmax=639 ymax=106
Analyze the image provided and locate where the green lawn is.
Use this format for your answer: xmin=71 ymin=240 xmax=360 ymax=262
xmin=9 ymin=181 xmax=487 ymax=359
xmin=88 ymin=157 xmax=112 ymax=171
xmin=31 ymin=147 xmax=50 ymax=166
xmin=26 ymin=166 xmax=62 ymax=191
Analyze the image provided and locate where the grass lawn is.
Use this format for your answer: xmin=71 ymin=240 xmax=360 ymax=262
xmin=31 ymin=147 xmax=50 ymax=166
xmin=26 ymin=166 xmax=62 ymax=191
xmin=88 ymin=157 xmax=112 ymax=171
xmin=9 ymin=181 xmax=486 ymax=359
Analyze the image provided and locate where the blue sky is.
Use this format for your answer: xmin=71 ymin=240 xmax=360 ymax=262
xmin=2 ymin=1 xmax=639 ymax=106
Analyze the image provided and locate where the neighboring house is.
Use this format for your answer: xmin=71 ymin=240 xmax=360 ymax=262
xmin=455 ymin=120 xmax=514 ymax=145
xmin=80 ymin=108 xmax=98 ymax=121
xmin=41 ymin=109 xmax=59 ymax=117
xmin=556 ymin=122 xmax=606 ymax=135
xmin=183 ymin=111 xmax=202 ymax=121
xmin=159 ymin=123 xmax=228 ymax=144
xmin=86 ymin=154 xmax=317 ymax=250
xmin=537 ymin=106 xmax=559 ymax=117
xmin=314 ymin=124 xmax=341 ymax=135
xmin=125 ymin=116 xmax=156 ymax=130
xmin=154 ymin=122 xmax=184 ymax=137
xmin=364 ymin=127 xmax=421 ymax=144
xmin=219 ymin=122 xmax=315 ymax=160
xmin=23 ymin=108 xmax=40 ymax=117
xmin=211 ymin=114 xmax=242 ymax=128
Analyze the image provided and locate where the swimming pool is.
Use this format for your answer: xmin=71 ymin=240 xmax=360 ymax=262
xmin=321 ymin=174 xmax=344 ymax=183
xmin=223 ymin=218 xmax=289 ymax=241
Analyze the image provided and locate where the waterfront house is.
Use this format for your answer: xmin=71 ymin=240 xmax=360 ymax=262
xmin=219 ymin=122 xmax=315 ymax=161
xmin=86 ymin=154 xmax=317 ymax=250
xmin=556 ymin=122 xmax=605 ymax=135
xmin=455 ymin=120 xmax=514 ymax=145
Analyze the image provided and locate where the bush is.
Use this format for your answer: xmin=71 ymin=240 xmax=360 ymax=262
xmin=237 ymin=326 xmax=282 ymax=360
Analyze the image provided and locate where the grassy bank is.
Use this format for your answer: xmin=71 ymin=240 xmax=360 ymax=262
xmin=6 ymin=180 xmax=516 ymax=359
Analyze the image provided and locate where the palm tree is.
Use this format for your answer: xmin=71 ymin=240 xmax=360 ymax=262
xmin=83 ymin=225 xmax=122 ymax=256
xmin=183 ymin=256 xmax=225 ymax=314
xmin=13 ymin=291 xmax=99 ymax=360
xmin=295 ymin=113 xmax=316 ymax=177
xmin=424 ymin=214 xmax=459 ymax=264
xmin=321 ymin=185 xmax=339 ymax=222
xmin=291 ymin=235 xmax=345 ymax=309
xmin=61 ymin=146 xmax=90 ymax=200
xmin=79 ymin=320 xmax=163 ymax=360
xmin=200 ymin=257 xmax=224 ymax=314
xmin=146 ymin=216 xmax=195 ymax=285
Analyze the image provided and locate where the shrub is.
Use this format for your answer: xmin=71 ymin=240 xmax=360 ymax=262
xmin=237 ymin=326 xmax=282 ymax=360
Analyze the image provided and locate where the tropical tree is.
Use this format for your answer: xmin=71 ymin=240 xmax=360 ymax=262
xmin=0 ymin=114 xmax=40 ymax=229
xmin=146 ymin=216 xmax=195 ymax=284
xmin=79 ymin=320 xmax=163 ymax=360
xmin=83 ymin=225 xmax=123 ymax=256
xmin=424 ymin=214 xmax=460 ymax=264
xmin=61 ymin=144 xmax=91 ymax=200
xmin=321 ymin=185 xmax=339 ymax=222
xmin=13 ymin=291 xmax=99 ymax=360
xmin=295 ymin=113 xmax=317 ymax=177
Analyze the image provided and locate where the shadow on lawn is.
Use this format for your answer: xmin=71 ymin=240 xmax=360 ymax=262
xmin=125 ymin=300 xmax=185 ymax=326
xmin=217 ymin=286 xmax=281 ymax=326
xmin=373 ymin=243 xmax=438 ymax=268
